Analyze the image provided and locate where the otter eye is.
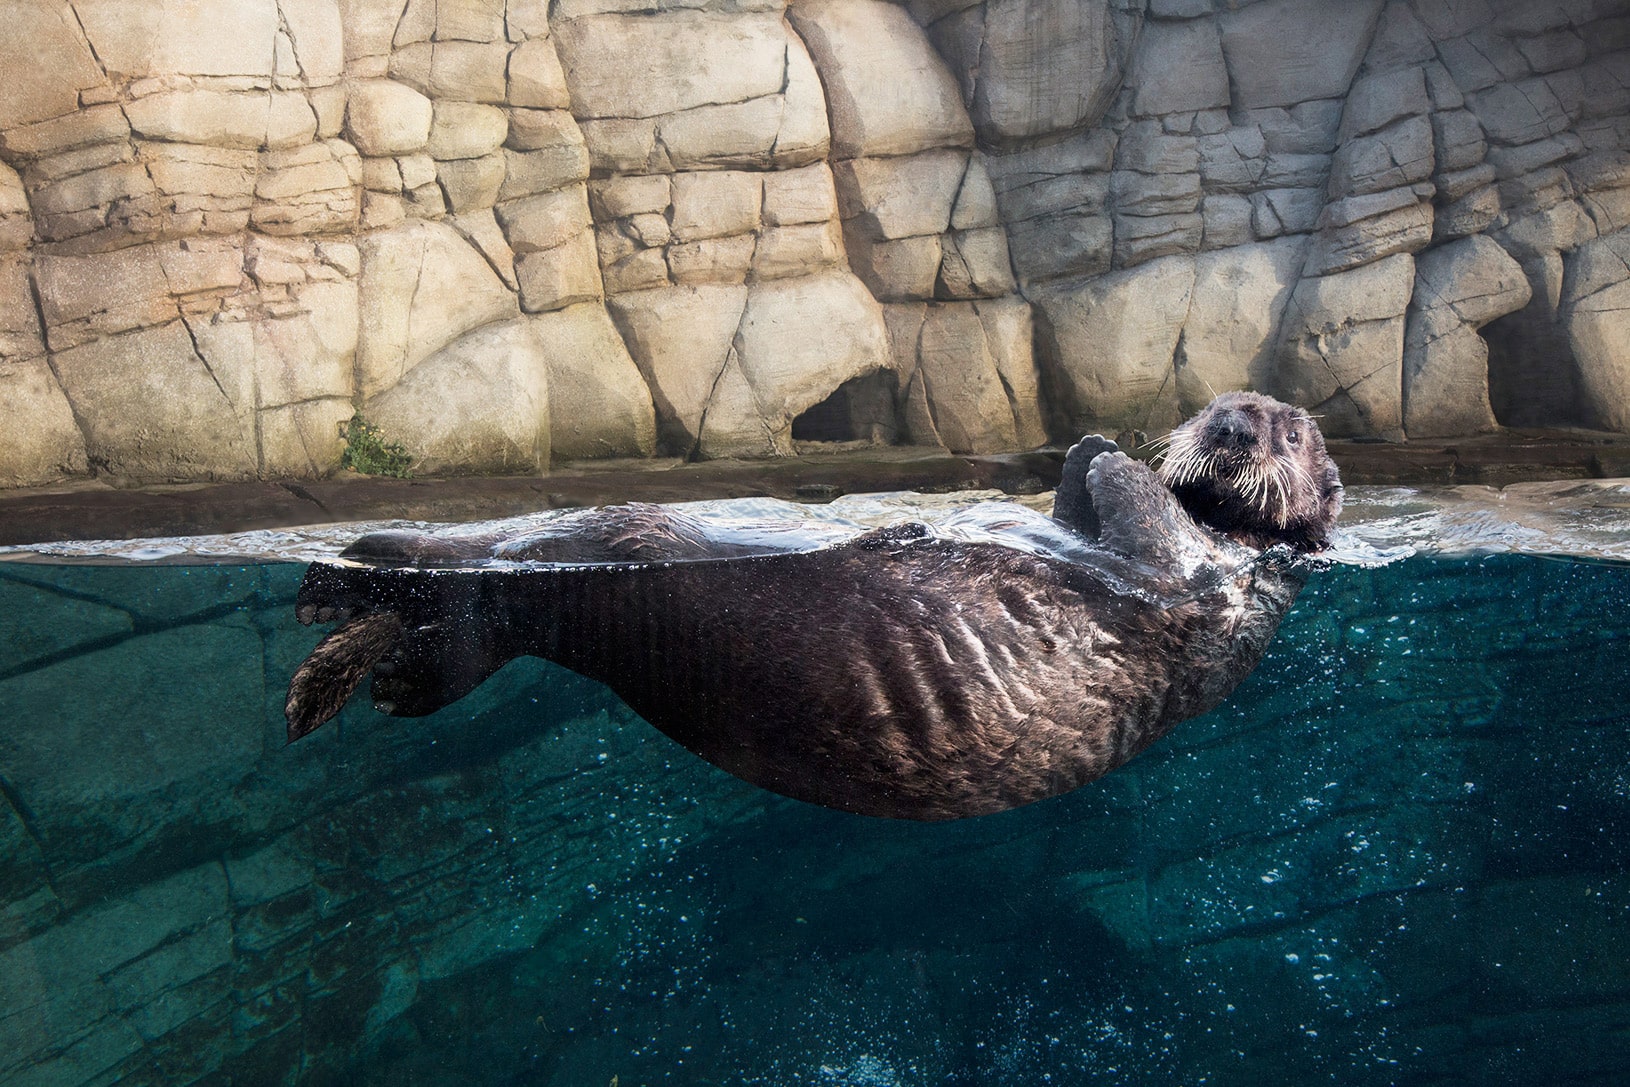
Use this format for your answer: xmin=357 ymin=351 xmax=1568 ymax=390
xmin=1287 ymin=430 xmax=1300 ymax=445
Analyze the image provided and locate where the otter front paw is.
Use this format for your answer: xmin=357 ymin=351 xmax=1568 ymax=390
xmin=1053 ymin=436 xmax=1121 ymax=537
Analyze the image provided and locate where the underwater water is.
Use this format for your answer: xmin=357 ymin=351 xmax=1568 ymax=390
xmin=1 ymin=489 xmax=1628 ymax=1087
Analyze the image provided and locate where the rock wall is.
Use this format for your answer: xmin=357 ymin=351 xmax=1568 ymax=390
xmin=1 ymin=0 xmax=1628 ymax=488
xmin=1 ymin=554 xmax=1627 ymax=1085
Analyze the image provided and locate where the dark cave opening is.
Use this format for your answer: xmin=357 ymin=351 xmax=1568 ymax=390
xmin=790 ymin=371 xmax=899 ymax=445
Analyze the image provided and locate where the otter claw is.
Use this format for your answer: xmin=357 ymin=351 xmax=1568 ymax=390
xmin=375 ymin=700 xmax=396 ymax=714
xmin=296 ymin=604 xmax=318 ymax=625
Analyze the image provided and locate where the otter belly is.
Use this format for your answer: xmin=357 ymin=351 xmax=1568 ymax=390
xmin=290 ymin=533 xmax=1297 ymax=820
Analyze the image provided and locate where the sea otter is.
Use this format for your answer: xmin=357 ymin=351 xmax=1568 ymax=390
xmin=286 ymin=392 xmax=1342 ymax=820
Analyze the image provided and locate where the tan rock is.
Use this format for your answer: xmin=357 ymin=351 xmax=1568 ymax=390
xmin=399 ymin=153 xmax=438 ymax=190
xmin=497 ymin=137 xmax=591 ymax=202
xmin=254 ymin=143 xmax=361 ymax=235
xmin=589 ymin=175 xmax=671 ymax=220
xmin=787 ymin=0 xmax=974 ymax=159
xmin=34 ymin=245 xmax=177 ymax=352
xmin=763 ymin=164 xmax=839 ymax=227
xmin=0 ymin=105 xmax=130 ymax=159
xmin=428 ymin=102 xmax=509 ymax=160
xmin=0 ymin=357 xmax=89 ymax=486
xmin=600 ymin=248 xmax=670 ymax=294
xmin=515 ymin=229 xmax=603 ymax=313
xmin=951 ymin=157 xmax=1000 ymax=230
xmin=436 ymin=0 xmax=507 ymax=42
xmin=361 ymin=157 xmax=403 ymax=192
xmin=337 ymin=0 xmax=408 ymax=62
xmin=356 ymin=220 xmax=520 ymax=399
xmin=155 ymin=237 xmax=247 ymax=298
xmin=844 ymin=231 xmax=943 ymax=301
xmin=976 ymin=296 xmax=1046 ymax=448
xmin=579 ymin=118 xmax=658 ymax=174
xmin=553 ymin=11 xmax=788 ymax=120
xmin=724 ymin=271 xmax=892 ymax=453
xmin=607 ymin=283 xmax=750 ymax=449
xmin=436 ymin=153 xmax=506 ymax=213
xmin=656 ymin=98 xmax=783 ymax=171
xmin=364 ymin=317 xmax=552 ymax=474
xmin=0 ymin=166 xmax=34 ymax=252
xmin=280 ymin=0 xmax=346 ymax=84
xmin=538 ymin=303 xmax=656 ymax=459
xmin=669 ymin=235 xmax=757 ymax=287
xmin=143 ymin=144 xmax=257 ymax=207
xmin=912 ymin=303 xmax=1019 ymax=453
xmin=671 ymin=172 xmax=762 ymax=242
xmin=507 ymin=0 xmax=551 ymax=38
xmin=1274 ymin=252 xmax=1414 ymax=438
xmin=1178 ymin=238 xmax=1308 ymax=414
xmin=75 ymin=0 xmax=278 ymax=78
xmin=345 ymin=81 xmax=434 ymax=156
xmin=754 ymin=221 xmax=845 ymax=280
xmin=250 ymin=280 xmax=360 ymax=408
xmin=1032 ymin=255 xmax=1194 ymax=435
xmin=1404 ymin=234 xmax=1531 ymax=437
xmin=495 ymin=184 xmax=592 ymax=253
xmin=506 ymin=108 xmax=581 ymax=153
xmin=51 ymin=322 xmax=258 ymax=482
xmin=778 ymin=29 xmax=834 ymax=166
xmin=507 ymin=39 xmax=572 ymax=110
xmin=938 ymin=228 xmax=1016 ymax=299
xmin=0 ymin=256 xmax=44 ymax=357
xmin=0 ymin=0 xmax=106 ymax=129
xmin=127 ymin=89 xmax=318 ymax=150
xmin=259 ymin=399 xmax=354 ymax=477
xmin=1562 ymin=230 xmax=1630 ymax=432
xmin=450 ymin=209 xmax=520 ymax=289
xmin=426 ymin=41 xmax=511 ymax=103
xmin=834 ymin=151 xmax=965 ymax=241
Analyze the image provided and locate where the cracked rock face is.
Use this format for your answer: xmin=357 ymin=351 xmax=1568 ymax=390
xmin=0 ymin=0 xmax=1627 ymax=489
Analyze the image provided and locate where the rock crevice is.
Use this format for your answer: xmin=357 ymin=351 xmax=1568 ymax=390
xmin=1 ymin=0 xmax=1627 ymax=490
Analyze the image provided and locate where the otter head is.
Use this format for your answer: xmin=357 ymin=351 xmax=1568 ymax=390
xmin=1156 ymin=392 xmax=1343 ymax=552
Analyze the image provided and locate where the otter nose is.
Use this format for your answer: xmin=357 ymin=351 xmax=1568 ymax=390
xmin=1207 ymin=410 xmax=1256 ymax=450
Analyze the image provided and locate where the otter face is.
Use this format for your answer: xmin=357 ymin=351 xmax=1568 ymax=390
xmin=1156 ymin=392 xmax=1343 ymax=552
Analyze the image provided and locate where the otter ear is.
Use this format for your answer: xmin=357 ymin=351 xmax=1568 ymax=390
xmin=1052 ymin=435 xmax=1119 ymax=538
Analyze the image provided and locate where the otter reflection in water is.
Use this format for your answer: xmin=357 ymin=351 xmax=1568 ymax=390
xmin=287 ymin=393 xmax=1342 ymax=820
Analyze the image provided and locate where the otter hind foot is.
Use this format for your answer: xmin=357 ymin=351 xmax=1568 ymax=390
xmin=286 ymin=610 xmax=404 ymax=742
xmin=364 ymin=617 xmax=506 ymax=719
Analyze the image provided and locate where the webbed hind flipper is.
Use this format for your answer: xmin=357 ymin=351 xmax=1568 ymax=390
xmin=290 ymin=563 xmax=514 ymax=735
xmin=286 ymin=610 xmax=403 ymax=741
xmin=1052 ymin=436 xmax=1119 ymax=539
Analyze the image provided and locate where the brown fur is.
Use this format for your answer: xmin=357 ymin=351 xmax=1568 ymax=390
xmin=286 ymin=395 xmax=1337 ymax=820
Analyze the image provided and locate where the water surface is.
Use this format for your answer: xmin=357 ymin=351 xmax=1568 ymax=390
xmin=1 ymin=484 xmax=1627 ymax=1086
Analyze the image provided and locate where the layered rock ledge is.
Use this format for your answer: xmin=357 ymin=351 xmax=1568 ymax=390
xmin=1 ymin=0 xmax=1628 ymax=490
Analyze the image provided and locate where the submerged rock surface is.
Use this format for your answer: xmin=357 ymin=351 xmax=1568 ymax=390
xmin=0 ymin=519 xmax=1627 ymax=1084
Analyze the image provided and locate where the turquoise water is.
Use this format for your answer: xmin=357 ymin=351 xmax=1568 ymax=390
xmin=1 ymin=546 xmax=1628 ymax=1086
